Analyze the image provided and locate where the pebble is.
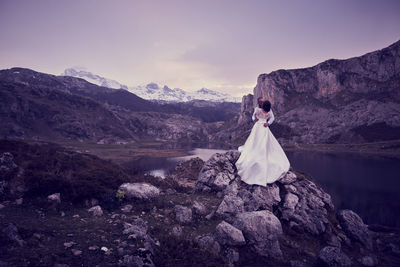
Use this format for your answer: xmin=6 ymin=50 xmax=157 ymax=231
xmin=64 ymin=241 xmax=76 ymax=248
xmin=71 ymin=249 xmax=82 ymax=256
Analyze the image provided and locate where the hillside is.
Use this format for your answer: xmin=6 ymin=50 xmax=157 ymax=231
xmin=0 ymin=68 xmax=239 ymax=143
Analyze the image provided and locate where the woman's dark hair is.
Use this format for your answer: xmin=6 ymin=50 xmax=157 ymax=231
xmin=262 ymin=100 xmax=271 ymax=112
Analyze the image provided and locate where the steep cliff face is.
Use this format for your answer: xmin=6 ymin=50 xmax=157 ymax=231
xmin=250 ymin=40 xmax=400 ymax=144
xmin=237 ymin=94 xmax=254 ymax=125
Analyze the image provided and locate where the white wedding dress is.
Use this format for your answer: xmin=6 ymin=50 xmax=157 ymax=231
xmin=235 ymin=107 xmax=290 ymax=186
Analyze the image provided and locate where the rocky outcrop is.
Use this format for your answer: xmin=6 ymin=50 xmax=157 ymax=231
xmin=193 ymin=150 xmax=379 ymax=265
xmin=195 ymin=151 xmax=240 ymax=192
xmin=215 ymin=40 xmax=400 ymax=145
xmin=237 ymin=94 xmax=254 ymax=125
xmin=252 ymin=40 xmax=400 ymax=144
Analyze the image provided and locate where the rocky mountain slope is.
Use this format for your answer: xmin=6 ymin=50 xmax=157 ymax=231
xmin=218 ymin=40 xmax=400 ymax=145
xmin=62 ymin=67 xmax=241 ymax=103
xmin=1 ymin=141 xmax=399 ymax=266
xmin=0 ymin=68 xmax=239 ymax=143
xmin=0 ymin=69 xmax=136 ymax=143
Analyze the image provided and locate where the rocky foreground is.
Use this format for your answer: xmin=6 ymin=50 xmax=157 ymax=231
xmin=1 ymin=145 xmax=400 ymax=266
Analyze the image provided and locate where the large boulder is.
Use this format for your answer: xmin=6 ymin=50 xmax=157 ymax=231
xmin=215 ymin=194 xmax=245 ymax=219
xmin=214 ymin=221 xmax=246 ymax=246
xmin=195 ymin=151 xmax=240 ymax=192
xmin=278 ymin=174 xmax=334 ymax=235
xmin=337 ymin=209 xmax=373 ymax=250
xmin=118 ymin=183 xmax=160 ymax=201
xmin=233 ymin=210 xmax=283 ymax=259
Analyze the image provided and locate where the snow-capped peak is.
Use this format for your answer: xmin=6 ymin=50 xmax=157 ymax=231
xmin=61 ymin=68 xmax=128 ymax=90
xmin=61 ymin=67 xmax=241 ymax=103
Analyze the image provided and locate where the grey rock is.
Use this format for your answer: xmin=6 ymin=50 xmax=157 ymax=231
xmin=118 ymin=183 xmax=160 ymax=201
xmin=279 ymin=178 xmax=333 ymax=235
xmin=2 ymin=222 xmax=25 ymax=247
xmin=192 ymin=201 xmax=208 ymax=216
xmin=174 ymin=205 xmax=192 ymax=224
xmin=87 ymin=205 xmax=103 ymax=216
xmin=215 ymin=195 xmax=245 ymax=218
xmin=278 ymin=171 xmax=298 ymax=185
xmin=224 ymin=248 xmax=240 ymax=266
xmin=123 ymin=218 xmax=148 ymax=239
xmin=195 ymin=151 xmax=239 ymax=192
xmin=215 ymin=221 xmax=246 ymax=246
xmin=164 ymin=188 xmax=176 ymax=195
xmin=171 ymin=225 xmax=183 ymax=237
xmin=337 ymin=209 xmax=372 ymax=250
xmin=121 ymin=251 xmax=154 ymax=267
xmin=47 ymin=193 xmax=61 ymax=204
xmin=121 ymin=204 xmax=133 ymax=213
xmin=318 ymin=246 xmax=351 ymax=267
xmin=237 ymin=182 xmax=281 ymax=212
xmin=194 ymin=234 xmax=221 ymax=255
xmin=283 ymin=192 xmax=299 ymax=211
xmin=233 ymin=210 xmax=283 ymax=259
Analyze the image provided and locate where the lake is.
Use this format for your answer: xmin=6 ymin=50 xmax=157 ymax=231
xmin=124 ymin=146 xmax=400 ymax=228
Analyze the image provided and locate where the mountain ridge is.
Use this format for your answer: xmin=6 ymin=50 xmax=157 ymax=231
xmin=61 ymin=67 xmax=241 ymax=103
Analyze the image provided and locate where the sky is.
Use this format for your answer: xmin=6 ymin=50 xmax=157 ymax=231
xmin=0 ymin=0 xmax=399 ymax=96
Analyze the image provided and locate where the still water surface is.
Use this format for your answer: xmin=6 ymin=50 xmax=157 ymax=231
xmin=126 ymin=146 xmax=400 ymax=227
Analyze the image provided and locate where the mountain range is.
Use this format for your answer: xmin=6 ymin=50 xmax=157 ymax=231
xmin=0 ymin=68 xmax=239 ymax=143
xmin=1 ymin=40 xmax=399 ymax=146
xmin=62 ymin=67 xmax=241 ymax=103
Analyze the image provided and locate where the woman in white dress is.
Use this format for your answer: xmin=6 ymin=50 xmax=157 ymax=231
xmin=235 ymin=99 xmax=290 ymax=186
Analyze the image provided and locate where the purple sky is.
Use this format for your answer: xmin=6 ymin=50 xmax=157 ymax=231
xmin=1 ymin=0 xmax=399 ymax=96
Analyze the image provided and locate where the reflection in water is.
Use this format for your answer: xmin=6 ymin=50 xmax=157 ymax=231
xmin=171 ymin=148 xmax=229 ymax=162
xmin=124 ymin=145 xmax=400 ymax=227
